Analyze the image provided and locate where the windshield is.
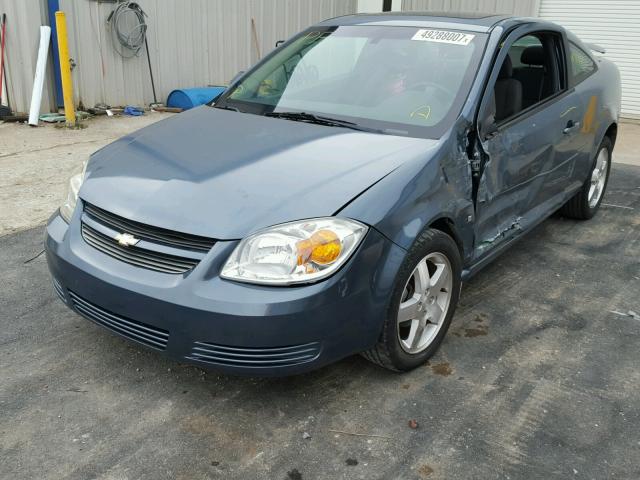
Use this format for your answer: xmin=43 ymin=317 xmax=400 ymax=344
xmin=216 ymin=25 xmax=487 ymax=138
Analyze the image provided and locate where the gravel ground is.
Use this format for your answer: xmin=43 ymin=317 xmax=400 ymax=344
xmin=1 ymin=163 xmax=639 ymax=479
xmin=0 ymin=112 xmax=172 ymax=237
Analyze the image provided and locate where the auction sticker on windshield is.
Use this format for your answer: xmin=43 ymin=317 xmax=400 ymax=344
xmin=412 ymin=29 xmax=475 ymax=45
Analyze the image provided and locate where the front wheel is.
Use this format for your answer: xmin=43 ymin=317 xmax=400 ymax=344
xmin=361 ymin=228 xmax=462 ymax=372
xmin=561 ymin=137 xmax=612 ymax=220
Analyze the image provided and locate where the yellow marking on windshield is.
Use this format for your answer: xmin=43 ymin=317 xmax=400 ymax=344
xmin=410 ymin=105 xmax=431 ymax=120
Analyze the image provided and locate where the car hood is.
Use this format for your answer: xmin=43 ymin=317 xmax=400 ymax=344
xmin=81 ymin=106 xmax=438 ymax=239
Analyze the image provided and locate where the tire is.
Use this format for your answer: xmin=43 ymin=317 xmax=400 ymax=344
xmin=560 ymin=136 xmax=612 ymax=220
xmin=361 ymin=228 xmax=462 ymax=372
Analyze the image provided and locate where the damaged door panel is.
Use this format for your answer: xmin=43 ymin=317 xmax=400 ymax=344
xmin=471 ymin=26 xmax=587 ymax=261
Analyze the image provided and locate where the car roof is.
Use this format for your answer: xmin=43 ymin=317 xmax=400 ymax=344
xmin=316 ymin=12 xmax=530 ymax=33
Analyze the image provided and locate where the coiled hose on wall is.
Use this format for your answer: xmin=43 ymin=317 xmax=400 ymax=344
xmin=107 ymin=1 xmax=147 ymax=58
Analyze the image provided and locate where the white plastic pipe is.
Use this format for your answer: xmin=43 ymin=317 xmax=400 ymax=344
xmin=28 ymin=26 xmax=51 ymax=126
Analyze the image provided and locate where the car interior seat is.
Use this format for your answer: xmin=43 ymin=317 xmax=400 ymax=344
xmin=513 ymin=45 xmax=548 ymax=109
xmin=493 ymin=55 xmax=523 ymax=122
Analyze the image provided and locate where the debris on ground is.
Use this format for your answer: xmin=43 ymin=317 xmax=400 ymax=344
xmin=123 ymin=105 xmax=145 ymax=116
xmin=87 ymin=103 xmax=111 ymax=116
xmin=345 ymin=458 xmax=358 ymax=466
xmin=39 ymin=111 xmax=90 ymax=123
xmin=418 ymin=464 xmax=434 ymax=477
xmin=1 ymin=112 xmax=28 ymax=122
xmin=153 ymin=106 xmax=183 ymax=113
xmin=610 ymin=310 xmax=640 ymax=321
xmin=408 ymin=419 xmax=419 ymax=429
xmin=0 ymin=105 xmax=12 ymax=119
xmin=602 ymin=203 xmax=634 ymax=210
xmin=327 ymin=429 xmax=392 ymax=439
xmin=431 ymin=362 xmax=453 ymax=376
xmin=287 ymin=468 xmax=302 ymax=480
xmin=302 ymin=432 xmax=311 ymax=440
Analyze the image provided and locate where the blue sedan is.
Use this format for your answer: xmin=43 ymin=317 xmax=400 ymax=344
xmin=46 ymin=12 xmax=621 ymax=375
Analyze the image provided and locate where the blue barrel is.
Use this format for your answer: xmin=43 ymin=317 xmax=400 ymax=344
xmin=166 ymin=86 xmax=226 ymax=110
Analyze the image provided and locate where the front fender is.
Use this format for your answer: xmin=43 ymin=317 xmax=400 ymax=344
xmin=339 ymin=123 xmax=475 ymax=263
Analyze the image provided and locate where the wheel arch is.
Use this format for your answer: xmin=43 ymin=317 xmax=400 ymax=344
xmin=428 ymin=216 xmax=464 ymax=258
xmin=604 ymin=122 xmax=618 ymax=148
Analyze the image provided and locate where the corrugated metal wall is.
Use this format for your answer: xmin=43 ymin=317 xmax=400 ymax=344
xmin=0 ymin=0 xmax=357 ymax=113
xmin=401 ymin=0 xmax=538 ymax=16
xmin=0 ymin=0 xmax=56 ymax=114
xmin=539 ymin=0 xmax=640 ymax=119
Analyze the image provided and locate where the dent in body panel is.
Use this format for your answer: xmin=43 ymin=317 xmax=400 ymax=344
xmin=475 ymin=216 xmax=522 ymax=255
xmin=340 ymin=119 xmax=476 ymax=262
xmin=473 ymin=125 xmax=545 ymax=257
xmin=472 ymin=77 xmax=592 ymax=260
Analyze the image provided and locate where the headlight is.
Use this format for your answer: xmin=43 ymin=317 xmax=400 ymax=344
xmin=221 ymin=218 xmax=368 ymax=285
xmin=60 ymin=160 xmax=88 ymax=223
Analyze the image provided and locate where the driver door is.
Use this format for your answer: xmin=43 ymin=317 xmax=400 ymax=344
xmin=473 ymin=25 xmax=583 ymax=260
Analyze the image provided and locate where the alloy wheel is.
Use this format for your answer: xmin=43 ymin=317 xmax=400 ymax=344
xmin=397 ymin=252 xmax=453 ymax=354
xmin=588 ymin=147 xmax=609 ymax=208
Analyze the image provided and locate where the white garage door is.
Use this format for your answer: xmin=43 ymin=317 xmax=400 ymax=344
xmin=539 ymin=0 xmax=640 ymax=119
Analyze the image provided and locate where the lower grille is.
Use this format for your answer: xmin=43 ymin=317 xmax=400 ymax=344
xmin=81 ymin=223 xmax=198 ymax=274
xmin=68 ymin=290 xmax=169 ymax=350
xmin=52 ymin=277 xmax=65 ymax=302
xmin=188 ymin=341 xmax=321 ymax=368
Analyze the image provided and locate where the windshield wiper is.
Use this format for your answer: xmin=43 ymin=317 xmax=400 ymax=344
xmin=265 ymin=111 xmax=383 ymax=134
xmin=216 ymin=104 xmax=240 ymax=112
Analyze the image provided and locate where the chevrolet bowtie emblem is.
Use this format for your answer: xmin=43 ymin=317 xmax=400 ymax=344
xmin=114 ymin=232 xmax=139 ymax=247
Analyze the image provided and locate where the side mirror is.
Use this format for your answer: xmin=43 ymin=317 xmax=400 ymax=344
xmin=229 ymin=71 xmax=245 ymax=86
xmin=275 ymin=40 xmax=285 ymax=48
xmin=479 ymin=93 xmax=498 ymax=140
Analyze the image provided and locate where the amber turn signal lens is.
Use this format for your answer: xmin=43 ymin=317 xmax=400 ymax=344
xmin=296 ymin=229 xmax=342 ymax=266
xmin=310 ymin=229 xmax=341 ymax=265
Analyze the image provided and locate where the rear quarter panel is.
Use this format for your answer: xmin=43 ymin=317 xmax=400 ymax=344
xmin=576 ymin=53 xmax=621 ymax=171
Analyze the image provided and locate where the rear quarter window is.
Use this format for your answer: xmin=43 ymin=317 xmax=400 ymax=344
xmin=569 ymin=42 xmax=596 ymax=85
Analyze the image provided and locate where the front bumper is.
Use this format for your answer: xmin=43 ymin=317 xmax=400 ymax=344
xmin=45 ymin=209 xmax=405 ymax=376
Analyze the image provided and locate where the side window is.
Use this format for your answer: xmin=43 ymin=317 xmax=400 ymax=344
xmin=509 ymin=35 xmax=542 ymax=69
xmin=491 ymin=32 xmax=565 ymax=124
xmin=569 ymin=42 xmax=596 ymax=84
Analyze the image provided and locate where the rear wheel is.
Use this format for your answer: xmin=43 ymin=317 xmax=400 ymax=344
xmin=561 ymin=137 xmax=612 ymax=220
xmin=361 ymin=228 xmax=461 ymax=372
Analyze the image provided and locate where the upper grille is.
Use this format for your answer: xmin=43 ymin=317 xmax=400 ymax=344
xmin=81 ymin=223 xmax=199 ymax=274
xmin=84 ymin=203 xmax=215 ymax=253
xmin=188 ymin=341 xmax=321 ymax=368
xmin=69 ymin=290 xmax=169 ymax=350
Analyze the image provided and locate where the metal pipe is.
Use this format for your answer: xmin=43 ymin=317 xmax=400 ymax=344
xmin=55 ymin=11 xmax=75 ymax=126
xmin=144 ymin=38 xmax=157 ymax=105
xmin=28 ymin=26 xmax=51 ymax=126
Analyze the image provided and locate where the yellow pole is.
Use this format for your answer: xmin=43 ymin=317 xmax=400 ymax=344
xmin=55 ymin=11 xmax=75 ymax=126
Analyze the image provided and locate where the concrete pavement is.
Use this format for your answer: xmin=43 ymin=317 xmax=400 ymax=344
xmin=1 ymin=164 xmax=639 ymax=479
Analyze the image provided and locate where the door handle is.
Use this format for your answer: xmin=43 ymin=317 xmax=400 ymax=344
xmin=563 ymin=120 xmax=581 ymax=134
